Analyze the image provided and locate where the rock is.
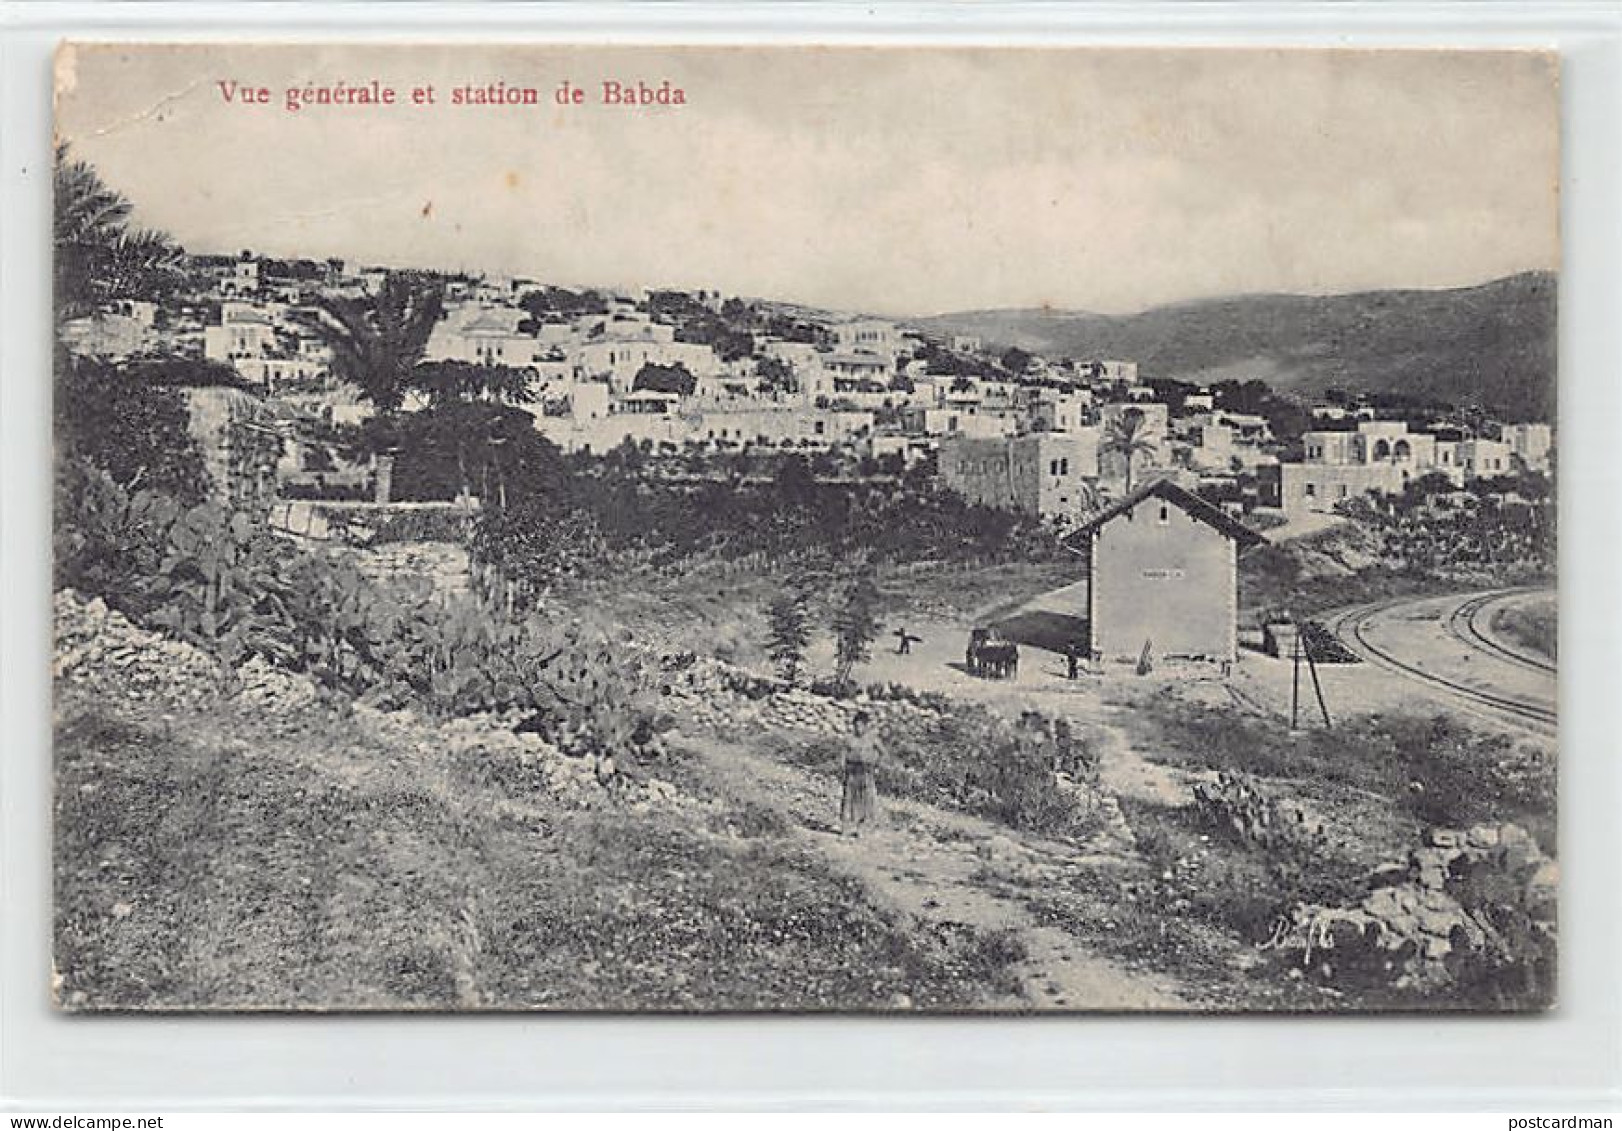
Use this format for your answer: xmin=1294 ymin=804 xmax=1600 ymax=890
xmin=54 ymin=589 xmax=221 ymax=711
xmin=1366 ymin=888 xmax=1402 ymax=918
xmin=1417 ymin=906 xmax=1461 ymax=935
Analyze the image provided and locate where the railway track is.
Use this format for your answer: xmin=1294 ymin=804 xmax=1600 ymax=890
xmin=1447 ymin=590 xmax=1558 ymax=676
xmin=1325 ymin=593 xmax=1557 ymax=736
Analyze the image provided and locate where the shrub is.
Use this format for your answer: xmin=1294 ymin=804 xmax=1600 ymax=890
xmin=878 ymin=706 xmax=1097 ymax=837
xmin=54 ymin=461 xmax=180 ymax=617
xmin=56 ymin=464 xmax=296 ymax=668
xmin=56 ymin=471 xmax=668 ymax=769
xmin=830 ymin=556 xmax=883 ymax=685
xmin=141 ymin=498 xmax=302 ymax=668
xmin=764 ymin=589 xmax=812 ymax=683
xmin=55 ymin=353 xmax=209 ymax=504
xmin=1126 ymin=795 xmax=1365 ymax=945
xmin=367 ymin=507 xmax=473 ymax=545
xmin=1138 ymin=702 xmax=1554 ymax=850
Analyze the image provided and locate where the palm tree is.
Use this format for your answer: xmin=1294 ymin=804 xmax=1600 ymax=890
xmin=1102 ymin=407 xmax=1158 ymax=492
xmin=297 ymin=273 xmax=444 ymax=412
xmin=54 ymin=145 xmax=182 ymax=322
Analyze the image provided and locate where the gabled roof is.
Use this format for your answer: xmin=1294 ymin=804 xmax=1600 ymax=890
xmin=1061 ymin=477 xmax=1269 ymax=551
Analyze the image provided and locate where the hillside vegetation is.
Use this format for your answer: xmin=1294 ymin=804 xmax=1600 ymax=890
xmin=919 ymin=272 xmax=1556 ymax=423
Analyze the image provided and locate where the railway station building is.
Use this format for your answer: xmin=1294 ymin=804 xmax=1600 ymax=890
xmin=1062 ymin=478 xmax=1268 ymax=665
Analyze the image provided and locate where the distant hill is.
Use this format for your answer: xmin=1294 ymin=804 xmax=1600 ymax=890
xmin=914 ymin=272 xmax=1557 ymax=422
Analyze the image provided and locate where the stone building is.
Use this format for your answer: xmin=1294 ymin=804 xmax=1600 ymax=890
xmin=1498 ymin=423 xmax=1554 ymax=472
xmin=937 ymin=432 xmax=1099 ymax=519
xmin=1062 ymin=478 xmax=1267 ymax=664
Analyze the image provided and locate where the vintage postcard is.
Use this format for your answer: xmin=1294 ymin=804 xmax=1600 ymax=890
xmin=51 ymin=43 xmax=1557 ymax=1012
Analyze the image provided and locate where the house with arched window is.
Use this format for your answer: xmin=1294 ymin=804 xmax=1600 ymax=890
xmin=1283 ymin=419 xmax=1448 ymax=515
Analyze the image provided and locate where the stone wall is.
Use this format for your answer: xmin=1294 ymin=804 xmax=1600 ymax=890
xmin=351 ymin=541 xmax=473 ymax=596
xmin=183 ymin=387 xmax=281 ymax=509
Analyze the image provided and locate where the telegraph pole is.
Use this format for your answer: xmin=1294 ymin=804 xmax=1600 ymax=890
xmin=1290 ymin=628 xmax=1302 ymax=731
xmin=1305 ymin=634 xmax=1332 ymax=729
xmin=1288 ymin=611 xmax=1332 ymax=730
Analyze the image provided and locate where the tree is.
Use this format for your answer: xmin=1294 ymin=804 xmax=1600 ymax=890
xmin=55 ymin=350 xmax=210 ymax=503
xmin=520 ymin=285 xmax=610 ymax=323
xmin=296 ymin=273 xmax=444 ymax=412
xmin=1000 ymin=346 xmax=1034 ymax=376
xmin=773 ymin=453 xmax=817 ymax=502
xmin=765 ymin=587 xmax=813 ymax=683
xmin=632 ymin=362 xmax=697 ymax=397
xmin=384 ymin=401 xmax=564 ymax=504
xmin=1102 ymin=407 xmax=1158 ymax=492
xmin=408 ymin=360 xmax=534 ymax=408
xmin=54 ymin=145 xmax=182 ymax=322
xmin=756 ymin=355 xmax=795 ymax=394
xmin=831 ymin=555 xmax=884 ymax=686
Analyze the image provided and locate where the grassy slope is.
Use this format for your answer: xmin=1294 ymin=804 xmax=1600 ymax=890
xmin=53 ymin=692 xmax=1023 ymax=1012
xmin=1491 ymin=599 xmax=1558 ymax=662
xmin=1089 ymin=691 xmax=1557 ymax=1011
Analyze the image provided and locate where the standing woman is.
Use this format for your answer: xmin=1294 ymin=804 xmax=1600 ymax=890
xmin=841 ymin=710 xmax=882 ymax=836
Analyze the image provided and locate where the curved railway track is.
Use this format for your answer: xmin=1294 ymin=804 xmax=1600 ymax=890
xmin=1447 ymin=590 xmax=1558 ymax=676
xmin=1325 ymin=592 xmax=1557 ymax=736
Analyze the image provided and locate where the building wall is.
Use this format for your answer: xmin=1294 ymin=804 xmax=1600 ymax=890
xmin=1089 ymin=499 xmax=1236 ymax=661
xmin=1030 ymin=392 xmax=1087 ymax=433
xmin=1184 ymin=423 xmax=1235 ymax=471
xmin=204 ymin=321 xmax=275 ymax=362
xmin=1302 ymin=430 xmax=1360 ymax=464
xmin=429 ymin=331 xmax=546 ymax=368
xmin=1500 ymin=423 xmax=1553 ymax=470
xmin=1456 ymin=439 xmax=1514 ymax=476
xmin=1279 ymin=462 xmax=1405 ymax=515
xmin=940 ymin=437 xmax=1031 ymax=512
xmin=833 ymin=320 xmax=901 ymax=357
xmin=939 ymin=433 xmax=1097 ymax=518
xmin=572 ymin=339 xmax=721 ymax=391
xmin=904 ymin=406 xmax=1015 ymax=439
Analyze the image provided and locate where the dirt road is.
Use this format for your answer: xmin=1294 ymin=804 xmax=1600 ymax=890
xmin=689 ymin=734 xmax=1193 ymax=1011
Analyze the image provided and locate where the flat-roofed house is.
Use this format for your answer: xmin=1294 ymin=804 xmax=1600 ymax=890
xmin=938 ymin=432 xmax=1100 ymax=520
xmin=1062 ymin=478 xmax=1267 ymax=664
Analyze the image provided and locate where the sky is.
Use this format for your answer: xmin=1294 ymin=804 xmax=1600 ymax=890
xmin=54 ymin=44 xmax=1560 ymax=317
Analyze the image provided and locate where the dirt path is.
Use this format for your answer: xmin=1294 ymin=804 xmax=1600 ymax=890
xmin=687 ymin=732 xmax=1193 ymax=1011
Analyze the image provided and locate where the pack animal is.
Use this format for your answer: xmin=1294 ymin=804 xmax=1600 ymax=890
xmin=966 ymin=628 xmax=1019 ymax=679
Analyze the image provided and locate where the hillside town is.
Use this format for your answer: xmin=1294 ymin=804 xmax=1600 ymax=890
xmin=53 ymin=138 xmax=1558 ymax=1020
xmin=61 ymin=249 xmax=1555 ymax=529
